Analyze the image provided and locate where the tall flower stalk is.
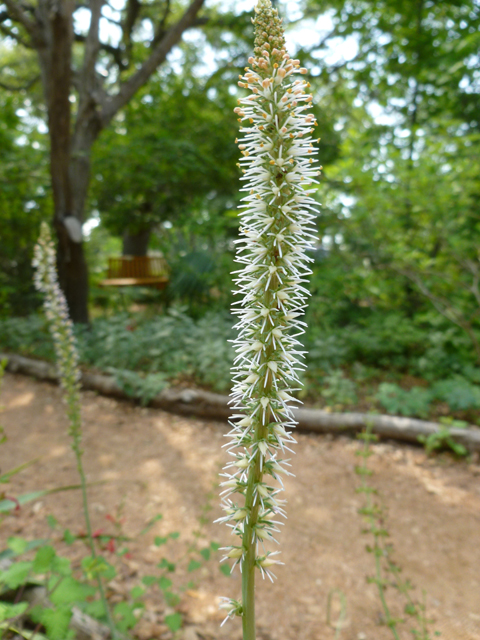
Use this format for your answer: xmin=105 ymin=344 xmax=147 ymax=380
xmin=216 ymin=2 xmax=320 ymax=637
xmin=33 ymin=223 xmax=117 ymax=639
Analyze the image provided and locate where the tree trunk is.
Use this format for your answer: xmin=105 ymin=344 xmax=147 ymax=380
xmin=122 ymin=229 xmax=151 ymax=256
xmin=66 ymin=118 xmax=102 ymax=324
xmin=36 ymin=0 xmax=90 ymax=324
xmin=54 ymin=222 xmax=90 ymax=324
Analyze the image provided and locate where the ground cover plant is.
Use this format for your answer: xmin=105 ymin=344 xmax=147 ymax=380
xmin=2 ymin=312 xmax=480 ymax=429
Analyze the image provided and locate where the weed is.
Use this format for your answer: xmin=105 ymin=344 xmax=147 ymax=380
xmin=321 ymin=370 xmax=358 ymax=408
xmin=355 ymin=424 xmax=440 ymax=639
xmin=375 ymin=383 xmax=432 ymax=419
xmin=418 ymin=418 xmax=469 ymax=457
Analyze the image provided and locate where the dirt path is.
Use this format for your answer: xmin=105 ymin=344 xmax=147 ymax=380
xmin=1 ymin=372 xmax=479 ymax=640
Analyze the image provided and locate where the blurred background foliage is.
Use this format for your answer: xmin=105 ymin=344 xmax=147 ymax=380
xmin=1 ymin=0 xmax=480 ymax=418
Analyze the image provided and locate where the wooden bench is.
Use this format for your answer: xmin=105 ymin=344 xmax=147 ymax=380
xmin=99 ymin=256 xmax=169 ymax=289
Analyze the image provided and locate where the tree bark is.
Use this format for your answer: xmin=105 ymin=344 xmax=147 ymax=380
xmin=34 ymin=1 xmax=90 ymax=323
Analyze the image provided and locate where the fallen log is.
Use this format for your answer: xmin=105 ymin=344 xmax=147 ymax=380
xmin=3 ymin=351 xmax=480 ymax=452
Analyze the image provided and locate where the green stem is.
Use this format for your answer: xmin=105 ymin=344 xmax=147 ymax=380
xmin=70 ymin=405 xmax=119 ymax=640
xmin=241 ymin=410 xmax=270 ymax=640
xmin=241 ymin=295 xmax=276 ymax=640
xmin=360 ymin=427 xmax=400 ymax=640
xmin=241 ymin=502 xmax=256 ymax=640
xmin=373 ymin=549 xmax=400 ymax=640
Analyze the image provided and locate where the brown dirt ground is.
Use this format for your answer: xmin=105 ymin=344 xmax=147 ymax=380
xmin=1 ymin=372 xmax=480 ymax=640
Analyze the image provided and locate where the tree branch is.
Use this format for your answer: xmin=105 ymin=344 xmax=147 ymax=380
xmin=0 ymin=21 xmax=33 ymax=47
xmin=151 ymin=0 xmax=171 ymax=47
xmin=158 ymin=0 xmax=171 ymax=32
xmin=0 ymin=74 xmax=40 ymax=91
xmin=99 ymin=11 xmax=121 ymax=27
xmin=313 ymin=28 xmax=339 ymax=52
xmin=122 ymin=0 xmax=141 ymax=58
xmin=101 ymin=0 xmax=205 ymax=126
xmin=394 ymin=265 xmax=480 ymax=362
xmin=74 ymin=32 xmax=126 ymax=70
xmin=73 ymin=0 xmax=108 ymax=132
xmin=2 ymin=0 xmax=43 ymax=46
xmin=81 ymin=0 xmax=105 ymax=81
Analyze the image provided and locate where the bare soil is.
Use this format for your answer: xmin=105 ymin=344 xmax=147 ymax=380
xmin=1 ymin=372 xmax=479 ymax=640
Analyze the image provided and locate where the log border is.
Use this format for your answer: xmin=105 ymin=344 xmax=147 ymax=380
xmin=2 ymin=352 xmax=480 ymax=452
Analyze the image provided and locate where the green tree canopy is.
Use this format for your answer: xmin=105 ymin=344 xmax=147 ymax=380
xmin=90 ymin=66 xmax=239 ymax=242
xmin=300 ymin=0 xmax=480 ymax=363
xmin=0 ymin=91 xmax=51 ymax=315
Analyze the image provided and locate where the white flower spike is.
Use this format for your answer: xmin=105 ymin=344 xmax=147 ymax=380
xmin=32 ymin=223 xmax=82 ymax=410
xmin=217 ymin=1 xmax=320 ymax=638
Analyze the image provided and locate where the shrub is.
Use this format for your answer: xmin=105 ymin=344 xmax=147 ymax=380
xmin=321 ymin=370 xmax=358 ymax=407
xmin=0 ymin=309 xmax=235 ymax=393
xmin=431 ymin=376 xmax=480 ymax=412
xmin=375 ymin=383 xmax=432 ymax=418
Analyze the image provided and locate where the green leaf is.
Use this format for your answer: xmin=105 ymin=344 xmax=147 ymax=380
xmin=114 ymin=601 xmax=143 ymax=632
xmin=0 ymin=538 xmax=47 ymax=563
xmin=199 ymin=548 xmax=210 ymax=561
xmin=83 ymin=599 xmax=108 ymax=619
xmin=210 ymin=542 xmax=221 ymax=551
xmin=0 ymin=459 xmax=40 ymax=485
xmin=2 ymin=626 xmax=49 ymax=640
xmin=164 ymin=612 xmax=182 ymax=632
xmin=0 ymin=492 xmax=42 ymax=513
xmin=158 ymin=558 xmax=175 ymax=572
xmin=0 ymin=561 xmax=32 ymax=588
xmin=141 ymin=575 xmax=157 ymax=587
xmin=36 ymin=607 xmax=72 ymax=640
xmin=130 ymin=585 xmax=145 ymax=600
xmin=33 ymin=546 xmax=56 ymax=573
xmin=0 ymin=601 xmax=28 ymax=621
xmin=63 ymin=529 xmax=76 ymax=545
xmin=49 ymin=576 xmax=95 ymax=606
xmin=187 ymin=560 xmax=201 ymax=572
xmin=219 ymin=564 xmax=231 ymax=577
xmin=154 ymin=536 xmax=168 ymax=547
xmin=169 ymin=531 xmax=180 ymax=540
xmin=114 ymin=370 xmax=168 ymax=406
xmin=158 ymin=576 xmax=172 ymax=591
xmin=165 ymin=591 xmax=181 ymax=607
xmin=138 ymin=513 xmax=163 ymax=537
xmin=7 ymin=537 xmax=28 ymax=555
xmin=0 ymin=483 xmax=101 ymax=513
xmin=81 ymin=556 xmax=116 ymax=581
xmin=52 ymin=555 xmax=71 ymax=577
xmin=47 ymin=515 xmax=58 ymax=530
